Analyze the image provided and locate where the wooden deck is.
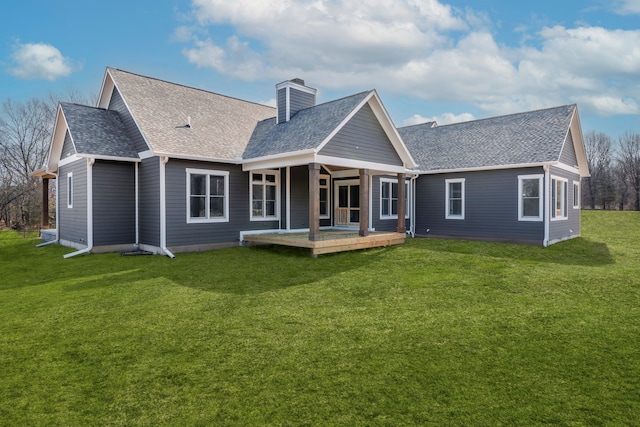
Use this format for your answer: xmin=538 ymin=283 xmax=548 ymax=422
xmin=242 ymin=230 xmax=406 ymax=257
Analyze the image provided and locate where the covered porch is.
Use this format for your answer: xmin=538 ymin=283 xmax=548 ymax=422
xmin=242 ymin=229 xmax=405 ymax=257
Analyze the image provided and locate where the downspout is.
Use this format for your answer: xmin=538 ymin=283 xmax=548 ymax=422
xmin=64 ymin=158 xmax=94 ymax=258
xmin=159 ymin=156 xmax=175 ymax=258
xmin=409 ymin=173 xmax=418 ymax=238
xmin=135 ymin=161 xmax=139 ymax=248
xmin=543 ymin=164 xmax=550 ymax=247
xmin=36 ymin=170 xmax=60 ymax=247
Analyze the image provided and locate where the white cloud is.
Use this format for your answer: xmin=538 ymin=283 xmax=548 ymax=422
xmin=8 ymin=42 xmax=77 ymax=81
xmin=179 ymin=0 xmax=640 ymax=118
xmin=403 ymin=112 xmax=475 ymax=126
xmin=259 ymin=98 xmax=277 ymax=108
xmin=612 ymin=0 xmax=640 ymax=14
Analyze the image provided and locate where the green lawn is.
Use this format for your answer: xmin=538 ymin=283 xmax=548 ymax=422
xmin=1 ymin=211 xmax=639 ymax=426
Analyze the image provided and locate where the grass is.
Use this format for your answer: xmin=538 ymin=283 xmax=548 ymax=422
xmin=0 ymin=211 xmax=639 ymax=426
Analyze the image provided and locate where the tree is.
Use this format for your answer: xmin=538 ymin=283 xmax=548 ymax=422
xmin=582 ymin=131 xmax=614 ymax=209
xmin=618 ymin=131 xmax=640 ymax=211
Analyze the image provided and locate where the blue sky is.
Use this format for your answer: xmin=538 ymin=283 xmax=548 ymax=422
xmin=1 ymin=0 xmax=639 ymax=138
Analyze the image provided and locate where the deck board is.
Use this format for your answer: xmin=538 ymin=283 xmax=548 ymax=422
xmin=243 ymin=231 xmax=405 ymax=256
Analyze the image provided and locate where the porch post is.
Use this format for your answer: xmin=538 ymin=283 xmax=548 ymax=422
xmin=42 ymin=178 xmax=50 ymax=229
xmin=397 ymin=173 xmax=405 ymax=233
xmin=359 ymin=169 xmax=369 ymax=237
xmin=308 ymin=163 xmax=321 ymax=241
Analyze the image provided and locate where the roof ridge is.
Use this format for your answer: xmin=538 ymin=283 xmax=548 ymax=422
xmin=106 ymin=67 xmax=276 ymax=111
xmin=398 ymin=104 xmax=576 ymax=130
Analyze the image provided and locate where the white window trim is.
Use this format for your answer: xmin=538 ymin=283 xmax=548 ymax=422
xmin=186 ymin=168 xmax=230 ymax=224
xmin=67 ymin=172 xmax=73 ymax=209
xmin=573 ymin=181 xmax=580 ymax=209
xmin=319 ymin=173 xmax=330 ymax=220
xmin=379 ymin=178 xmax=410 ymax=220
xmin=250 ymin=169 xmax=280 ymax=221
xmin=445 ymin=178 xmax=465 ymax=220
xmin=518 ymin=174 xmax=543 ymax=222
xmin=551 ymin=176 xmax=568 ymax=221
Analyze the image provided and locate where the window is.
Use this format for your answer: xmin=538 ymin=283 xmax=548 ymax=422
xmin=251 ymin=170 xmax=279 ymax=220
xmin=380 ymin=178 xmax=409 ymax=219
xmin=518 ymin=175 xmax=543 ymax=221
xmin=551 ymin=177 xmax=568 ymax=220
xmin=573 ymin=181 xmax=580 ymax=209
xmin=186 ymin=168 xmax=229 ymax=223
xmin=67 ymin=172 xmax=73 ymax=208
xmin=445 ymin=178 xmax=465 ymax=219
xmin=319 ymin=174 xmax=330 ymax=219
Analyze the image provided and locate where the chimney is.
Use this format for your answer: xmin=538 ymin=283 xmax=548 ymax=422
xmin=276 ymin=78 xmax=317 ymax=124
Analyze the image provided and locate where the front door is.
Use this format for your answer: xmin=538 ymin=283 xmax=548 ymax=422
xmin=334 ymin=180 xmax=360 ymax=226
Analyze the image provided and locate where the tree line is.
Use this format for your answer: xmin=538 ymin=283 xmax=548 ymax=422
xmin=1 ymin=93 xmax=639 ymax=231
xmin=0 ymin=91 xmax=92 ymax=230
xmin=582 ymin=130 xmax=640 ymax=211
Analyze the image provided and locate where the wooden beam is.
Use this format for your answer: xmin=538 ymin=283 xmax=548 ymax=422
xmin=359 ymin=169 xmax=369 ymax=236
xmin=397 ymin=173 xmax=405 ymax=233
xmin=308 ymin=163 xmax=321 ymax=241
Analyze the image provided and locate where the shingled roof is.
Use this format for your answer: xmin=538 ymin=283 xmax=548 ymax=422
xmin=61 ymin=102 xmax=138 ymax=159
xmin=107 ymin=68 xmax=275 ymax=161
xmin=243 ymin=91 xmax=371 ymax=159
xmin=399 ymin=104 xmax=577 ymax=172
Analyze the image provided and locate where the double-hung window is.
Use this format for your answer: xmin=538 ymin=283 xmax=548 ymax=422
xmin=551 ymin=176 xmax=568 ymax=220
xmin=251 ymin=171 xmax=279 ymax=220
xmin=380 ymin=178 xmax=409 ymax=219
xmin=573 ymin=181 xmax=580 ymax=209
xmin=186 ymin=168 xmax=229 ymax=223
xmin=67 ymin=172 xmax=73 ymax=209
xmin=445 ymin=178 xmax=465 ymax=219
xmin=518 ymin=175 xmax=543 ymax=221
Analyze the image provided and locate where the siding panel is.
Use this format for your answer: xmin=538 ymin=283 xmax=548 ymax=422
xmin=277 ymin=88 xmax=286 ymax=123
xmin=414 ymin=168 xmax=546 ymax=243
xmin=164 ymin=159 xmax=280 ymax=247
xmin=290 ymin=90 xmax=314 ymax=118
xmin=58 ymin=160 xmax=87 ymax=245
xmin=319 ymin=104 xmax=402 ymax=166
xmin=92 ymin=161 xmax=136 ymax=246
xmin=61 ymin=130 xmax=76 ymax=158
xmin=549 ymin=166 xmax=581 ymax=243
xmin=289 ymin=166 xmax=309 ymax=229
xmin=139 ymin=157 xmax=160 ymax=246
xmin=559 ymin=130 xmax=578 ymax=167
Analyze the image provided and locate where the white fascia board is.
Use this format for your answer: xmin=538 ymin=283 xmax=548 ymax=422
xmin=241 ymin=149 xmax=317 ymax=171
xmin=58 ymin=154 xmax=83 ymax=168
xmin=413 ymin=162 xmax=551 ymax=175
xmin=76 ymin=153 xmax=140 ymax=163
xmin=46 ymin=105 xmax=70 ymax=172
xmin=153 ymin=151 xmax=243 ymax=165
xmin=570 ymin=107 xmax=590 ymax=177
xmin=366 ymin=91 xmax=417 ymax=169
xmin=275 ymin=80 xmax=317 ymax=95
xmin=314 ymin=155 xmax=407 ymax=174
xmin=97 ymin=68 xmax=115 ymax=109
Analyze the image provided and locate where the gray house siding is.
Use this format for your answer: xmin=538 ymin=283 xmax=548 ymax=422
xmin=289 ymin=165 xmax=310 ymax=229
xmin=164 ymin=159 xmax=279 ymax=248
xmin=559 ymin=130 xmax=578 ymax=168
xmin=548 ymin=166 xmax=581 ymax=243
xmin=414 ymin=168 xmax=546 ymax=243
xmin=289 ymin=90 xmax=314 ymax=118
xmin=277 ymin=88 xmax=286 ymax=123
xmin=92 ymin=161 xmax=136 ymax=246
xmin=108 ymin=87 xmax=150 ymax=153
xmin=58 ymin=159 xmax=87 ymax=246
xmin=61 ymin=131 xmax=76 ymax=159
xmin=319 ymin=104 xmax=403 ymax=166
xmin=139 ymin=157 xmax=160 ymax=247
xmin=372 ymin=175 xmax=408 ymax=232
